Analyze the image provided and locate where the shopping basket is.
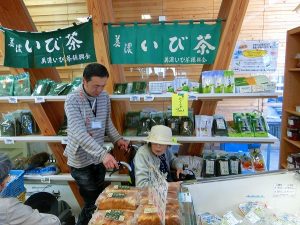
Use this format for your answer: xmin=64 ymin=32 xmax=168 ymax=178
xmin=0 ymin=170 xmax=25 ymax=199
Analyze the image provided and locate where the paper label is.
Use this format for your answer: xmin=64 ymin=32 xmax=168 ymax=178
xmin=273 ymin=183 xmax=296 ymax=197
xmin=188 ymin=94 xmax=198 ymax=101
xmin=61 ymin=137 xmax=68 ymax=145
xmin=206 ymin=160 xmax=215 ymax=174
xmin=220 ymin=161 xmax=229 ymax=175
xmin=245 ymin=211 xmax=261 ymax=224
xmin=105 ymin=210 xmax=125 ymax=221
xmin=287 ymin=131 xmax=292 ymax=137
xmin=107 ymin=192 xmax=126 ymax=198
xmin=223 ymin=212 xmax=241 ymax=225
xmin=35 ymin=96 xmax=45 ymax=103
xmin=144 ymin=95 xmax=154 ymax=101
xmin=8 ymin=97 xmax=18 ymax=103
xmin=144 ymin=207 xmax=158 ymax=214
xmin=288 ymin=119 xmax=294 ymax=126
xmin=130 ymin=95 xmax=141 ymax=101
xmin=230 ymin=160 xmax=239 ymax=174
xmin=113 ymin=185 xmax=130 ymax=190
xmin=4 ymin=138 xmax=14 ymax=144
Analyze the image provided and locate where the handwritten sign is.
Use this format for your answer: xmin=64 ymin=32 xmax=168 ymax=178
xmin=172 ymin=93 xmax=188 ymax=116
xmin=148 ymin=162 xmax=168 ymax=225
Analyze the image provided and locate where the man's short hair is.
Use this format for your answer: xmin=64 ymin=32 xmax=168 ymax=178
xmin=83 ymin=63 xmax=109 ymax=81
xmin=0 ymin=153 xmax=12 ymax=185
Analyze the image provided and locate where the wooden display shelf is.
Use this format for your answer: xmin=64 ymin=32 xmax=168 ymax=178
xmin=284 ymin=137 xmax=300 ymax=149
xmin=288 ymin=68 xmax=300 ymax=72
xmin=0 ymin=134 xmax=278 ymax=144
xmin=0 ymin=92 xmax=279 ymax=103
xmin=285 ymin=109 xmax=300 ymax=117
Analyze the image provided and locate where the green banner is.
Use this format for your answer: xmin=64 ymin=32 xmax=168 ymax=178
xmin=3 ymin=19 xmax=96 ymax=68
xmin=109 ymin=20 xmax=221 ymax=64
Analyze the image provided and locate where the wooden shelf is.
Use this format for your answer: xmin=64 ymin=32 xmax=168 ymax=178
xmin=0 ymin=134 xmax=277 ymax=144
xmin=0 ymin=92 xmax=278 ymax=103
xmin=288 ymin=68 xmax=300 ymax=72
xmin=284 ymin=137 xmax=300 ymax=149
xmin=285 ymin=109 xmax=300 ymax=117
xmin=124 ymin=134 xmax=277 ymax=144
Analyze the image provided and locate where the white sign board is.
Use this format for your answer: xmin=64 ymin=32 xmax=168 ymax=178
xmin=231 ymin=40 xmax=278 ymax=74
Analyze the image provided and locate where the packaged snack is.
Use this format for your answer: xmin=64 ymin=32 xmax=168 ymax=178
xmin=249 ymin=149 xmax=265 ymax=172
xmin=96 ymin=192 xmax=139 ymax=210
xmin=135 ymin=204 xmax=160 ymax=225
xmin=13 ymin=72 xmax=31 ymax=96
xmin=88 ymin=210 xmax=134 ymax=225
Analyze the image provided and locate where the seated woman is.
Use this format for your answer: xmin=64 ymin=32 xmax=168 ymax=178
xmin=134 ymin=125 xmax=184 ymax=187
xmin=0 ymin=153 xmax=61 ymax=225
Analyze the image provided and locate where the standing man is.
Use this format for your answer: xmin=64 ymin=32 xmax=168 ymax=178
xmin=64 ymin=63 xmax=128 ymax=225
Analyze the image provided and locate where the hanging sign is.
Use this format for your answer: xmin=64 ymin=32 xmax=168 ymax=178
xmin=172 ymin=93 xmax=188 ymax=116
xmin=2 ymin=18 xmax=96 ymax=68
xmin=231 ymin=40 xmax=279 ymax=74
xmin=109 ymin=20 xmax=221 ymax=64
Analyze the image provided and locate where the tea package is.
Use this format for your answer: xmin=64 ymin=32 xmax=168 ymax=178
xmin=213 ymin=70 xmax=224 ymax=93
xmin=195 ymin=115 xmax=213 ymax=137
xmin=114 ymin=83 xmax=128 ymax=94
xmin=0 ymin=113 xmax=16 ymax=136
xmin=150 ymin=111 xmax=165 ymax=127
xmin=247 ymin=112 xmax=268 ymax=137
xmin=137 ymin=112 xmax=151 ymax=136
xmin=47 ymin=82 xmax=69 ymax=96
xmin=13 ymin=72 xmax=31 ymax=96
xmin=124 ymin=111 xmax=140 ymax=136
xmin=32 ymin=79 xmax=55 ymax=96
xmin=64 ymin=77 xmax=82 ymax=94
xmin=212 ymin=115 xmax=228 ymax=136
xmin=202 ymin=152 xmax=217 ymax=177
xmin=180 ymin=111 xmax=194 ymax=136
xmin=0 ymin=75 xmax=14 ymax=96
xmin=20 ymin=110 xmax=38 ymax=135
xmin=57 ymin=115 xmax=68 ymax=136
xmin=201 ymin=71 xmax=214 ymax=93
xmin=233 ymin=113 xmax=253 ymax=137
xmin=223 ymin=70 xmax=235 ymax=93
xmin=165 ymin=111 xmax=180 ymax=135
xmin=131 ymin=81 xmax=147 ymax=94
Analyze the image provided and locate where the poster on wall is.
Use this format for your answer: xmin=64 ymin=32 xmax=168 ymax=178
xmin=2 ymin=18 xmax=96 ymax=68
xmin=108 ymin=20 xmax=222 ymax=65
xmin=231 ymin=40 xmax=278 ymax=74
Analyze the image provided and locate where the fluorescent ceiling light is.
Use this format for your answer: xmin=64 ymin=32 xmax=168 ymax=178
xmin=141 ymin=14 xmax=152 ymax=20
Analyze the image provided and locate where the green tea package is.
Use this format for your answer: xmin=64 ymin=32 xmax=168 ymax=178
xmin=137 ymin=111 xmax=151 ymax=136
xmin=233 ymin=113 xmax=253 ymax=137
xmin=13 ymin=72 xmax=31 ymax=96
xmin=212 ymin=115 xmax=228 ymax=136
xmin=223 ymin=70 xmax=235 ymax=93
xmin=213 ymin=70 xmax=224 ymax=93
xmin=248 ymin=112 xmax=268 ymax=137
xmin=165 ymin=111 xmax=180 ymax=135
xmin=64 ymin=77 xmax=82 ymax=94
xmin=47 ymin=82 xmax=69 ymax=96
xmin=131 ymin=81 xmax=147 ymax=94
xmin=0 ymin=75 xmax=14 ymax=96
xmin=123 ymin=111 xmax=140 ymax=136
xmin=32 ymin=79 xmax=55 ymax=96
xmin=20 ymin=110 xmax=36 ymax=135
xmin=113 ymin=83 xmax=128 ymax=94
xmin=201 ymin=71 xmax=214 ymax=93
xmin=0 ymin=113 xmax=16 ymax=136
xmin=150 ymin=111 xmax=165 ymax=127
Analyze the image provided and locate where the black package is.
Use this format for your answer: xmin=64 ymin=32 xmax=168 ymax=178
xmin=180 ymin=111 xmax=194 ymax=136
xmin=150 ymin=111 xmax=165 ymax=128
xmin=216 ymin=156 xmax=230 ymax=176
xmin=202 ymin=154 xmax=216 ymax=177
xmin=47 ymin=82 xmax=69 ymax=96
xmin=229 ymin=155 xmax=242 ymax=175
xmin=123 ymin=111 xmax=140 ymax=136
xmin=131 ymin=81 xmax=147 ymax=94
xmin=20 ymin=110 xmax=36 ymax=135
xmin=165 ymin=111 xmax=180 ymax=135
xmin=212 ymin=115 xmax=228 ymax=136
xmin=137 ymin=112 xmax=151 ymax=136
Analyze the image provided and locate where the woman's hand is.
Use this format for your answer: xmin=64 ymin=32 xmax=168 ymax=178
xmin=176 ymin=168 xmax=184 ymax=179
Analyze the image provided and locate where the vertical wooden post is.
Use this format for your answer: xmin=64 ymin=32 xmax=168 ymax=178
xmin=189 ymin=0 xmax=249 ymax=155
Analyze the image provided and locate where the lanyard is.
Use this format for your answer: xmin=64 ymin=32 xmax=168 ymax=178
xmin=87 ymin=98 xmax=97 ymax=117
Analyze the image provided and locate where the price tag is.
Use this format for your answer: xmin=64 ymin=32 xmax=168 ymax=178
xmin=178 ymin=192 xmax=192 ymax=203
xmin=144 ymin=95 xmax=154 ymax=101
xmin=61 ymin=137 xmax=68 ymax=145
xmin=41 ymin=177 xmax=51 ymax=184
xmin=4 ymin=138 xmax=14 ymax=145
xmin=35 ymin=96 xmax=45 ymax=103
xmin=8 ymin=97 xmax=18 ymax=104
xmin=130 ymin=95 xmax=141 ymax=102
xmin=188 ymin=94 xmax=198 ymax=101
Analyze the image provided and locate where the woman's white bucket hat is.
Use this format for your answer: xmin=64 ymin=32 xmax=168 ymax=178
xmin=144 ymin=125 xmax=180 ymax=146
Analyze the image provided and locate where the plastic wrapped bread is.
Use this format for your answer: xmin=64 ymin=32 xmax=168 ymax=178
xmin=88 ymin=210 xmax=134 ymax=225
xmin=96 ymin=192 xmax=139 ymax=210
xmin=104 ymin=184 xmax=141 ymax=194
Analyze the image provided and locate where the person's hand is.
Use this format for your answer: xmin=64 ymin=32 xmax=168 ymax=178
xmin=176 ymin=168 xmax=184 ymax=179
xmin=103 ymin=153 xmax=119 ymax=169
xmin=117 ymin=138 xmax=129 ymax=152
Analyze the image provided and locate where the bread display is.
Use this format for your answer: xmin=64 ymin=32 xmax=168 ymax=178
xmin=96 ymin=192 xmax=139 ymax=210
xmin=88 ymin=210 xmax=134 ymax=225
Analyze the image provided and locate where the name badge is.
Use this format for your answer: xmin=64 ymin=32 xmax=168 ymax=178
xmin=91 ymin=119 xmax=102 ymax=129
